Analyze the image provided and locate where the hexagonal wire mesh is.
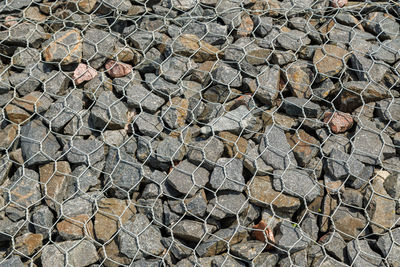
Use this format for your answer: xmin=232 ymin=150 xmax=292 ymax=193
xmin=0 ymin=0 xmax=399 ymax=266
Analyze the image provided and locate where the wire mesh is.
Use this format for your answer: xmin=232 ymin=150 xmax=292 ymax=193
xmin=0 ymin=0 xmax=399 ymax=266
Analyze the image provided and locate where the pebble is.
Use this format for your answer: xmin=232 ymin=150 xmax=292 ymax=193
xmin=324 ymin=111 xmax=354 ymax=133
xmin=73 ymin=63 xmax=97 ymax=85
xmin=105 ymin=60 xmax=133 ymax=78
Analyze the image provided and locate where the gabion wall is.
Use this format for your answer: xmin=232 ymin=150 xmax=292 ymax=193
xmin=0 ymin=0 xmax=399 ymax=266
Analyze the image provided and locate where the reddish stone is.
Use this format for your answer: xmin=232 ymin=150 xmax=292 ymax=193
xmin=105 ymin=60 xmax=132 ymax=78
xmin=4 ymin=16 xmax=18 ymax=27
xmin=252 ymin=220 xmax=275 ymax=247
xmin=331 ymin=0 xmax=347 ymax=8
xmin=324 ymin=111 xmax=354 ymax=133
xmin=73 ymin=63 xmax=97 ymax=85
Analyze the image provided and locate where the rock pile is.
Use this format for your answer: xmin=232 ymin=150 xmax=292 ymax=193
xmin=0 ymin=0 xmax=399 ymax=266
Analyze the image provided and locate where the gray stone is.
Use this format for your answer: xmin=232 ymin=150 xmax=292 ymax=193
xmin=12 ymin=47 xmax=41 ymax=68
xmin=383 ymin=172 xmax=400 ymax=199
xmin=145 ymin=73 xmax=182 ymax=98
xmin=167 ymin=160 xmax=209 ymax=196
xmin=102 ymin=0 xmax=132 ymax=12
xmin=376 ymin=98 xmax=400 ymax=123
xmin=230 ymin=240 xmax=266 ymax=261
xmin=282 ymin=97 xmax=322 ymax=118
xmin=142 ymin=182 xmax=161 ymax=199
xmin=200 ymin=105 xmax=256 ymax=135
xmin=83 ymin=28 xmax=117 ymax=68
xmin=350 ymin=53 xmax=389 ymax=82
xmin=31 ymin=205 xmax=54 ymax=239
xmin=118 ymin=213 xmax=164 ymax=258
xmin=346 ymin=239 xmax=383 ymax=267
xmin=252 ymin=65 xmax=280 ymax=106
xmin=20 ymin=120 xmax=60 ymax=166
xmin=319 ymin=231 xmax=347 ymax=262
xmin=0 ymin=217 xmax=25 ymax=241
xmin=155 ymin=136 xmax=186 ymax=163
xmin=368 ymin=39 xmax=400 ymax=64
xmin=276 ymin=29 xmax=311 ymax=51
xmin=363 ymin=12 xmax=399 ymax=40
xmin=196 ymin=227 xmax=248 ymax=257
xmin=277 ymin=249 xmax=308 ymax=267
xmin=254 ymin=16 xmax=273 ymax=37
xmin=136 ymin=198 xmax=164 ymax=225
xmin=71 ymin=164 xmax=101 ymax=193
xmin=312 ymin=78 xmax=336 ymax=100
xmin=0 ymin=23 xmax=49 ymax=48
xmin=113 ymin=77 xmax=165 ymax=113
xmin=159 ymin=56 xmax=196 ymax=83
xmin=272 ymin=169 xmax=320 ymax=202
xmin=259 ymin=125 xmax=297 ymax=170
xmin=209 ymin=158 xmax=245 ymax=192
xmin=83 ymin=72 xmax=112 ymax=100
xmin=173 ymin=220 xmax=216 ymax=242
xmin=187 ymin=136 xmax=224 ymax=171
xmin=243 ymin=144 xmax=274 ymax=176
xmin=124 ymin=29 xmax=162 ymax=51
xmin=274 ymin=221 xmax=310 ymax=252
xmin=211 ymin=62 xmax=242 ymax=87
xmin=325 ymin=149 xmax=373 ymax=189
xmin=376 ymin=228 xmax=400 ymax=266
xmin=41 ymin=240 xmax=99 ymax=267
xmin=9 ymin=71 xmax=42 ymax=97
xmin=4 ymin=167 xmax=41 ymax=208
xmin=300 ymin=213 xmax=319 ymax=242
xmin=0 ymin=256 xmax=24 ymax=267
xmin=288 ymin=17 xmax=322 ymax=44
xmin=341 ymin=188 xmax=364 ymax=208
xmin=351 ymin=118 xmax=396 ymax=165
xmin=134 ymin=112 xmax=163 ymax=137
xmin=63 ymin=110 xmax=93 ymax=136
xmin=61 ymin=194 xmax=94 ymax=218
xmin=90 ymin=91 xmax=129 ymax=130
xmin=0 ymin=0 xmax=31 ymax=10
xmin=252 ymin=252 xmax=280 ymax=267
xmin=211 ymin=255 xmax=247 ymax=267
xmin=207 ymin=191 xmax=248 ymax=220
xmin=161 ymin=238 xmax=192 ymax=260
xmin=328 ymin=23 xmax=375 ymax=46
xmin=65 ymin=138 xmax=104 ymax=165
xmin=44 ymin=91 xmax=83 ymax=132
xmin=167 ymin=0 xmax=196 ymax=11
xmin=104 ymin=148 xmax=142 ymax=199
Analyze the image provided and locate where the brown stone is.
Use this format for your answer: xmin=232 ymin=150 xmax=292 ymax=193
xmin=4 ymin=16 xmax=18 ymax=27
xmin=250 ymin=0 xmax=280 ymax=16
xmin=323 ymin=111 xmax=354 ymax=134
xmin=191 ymin=61 xmax=216 ymax=83
xmin=9 ymin=148 xmax=24 ymax=165
xmin=314 ymin=44 xmax=349 ymax=81
xmin=165 ymin=97 xmax=189 ymax=128
xmin=99 ymin=239 xmax=131 ymax=267
xmin=252 ymin=220 xmax=275 ymax=245
xmin=94 ymin=198 xmax=136 ymax=243
xmin=73 ymin=63 xmax=97 ymax=85
xmin=76 ymin=0 xmax=98 ymax=13
xmin=286 ymin=129 xmax=320 ymax=167
xmin=5 ymin=104 xmax=30 ymax=124
xmin=173 ymin=34 xmax=222 ymax=63
xmin=246 ymin=48 xmax=272 ymax=65
xmin=337 ymin=81 xmax=389 ymax=112
xmin=218 ymin=131 xmax=247 ymax=159
xmin=364 ymin=176 xmax=397 ymax=234
xmin=14 ymin=233 xmax=43 ymax=256
xmin=105 ymin=60 xmax=132 ymax=78
xmin=285 ymin=60 xmax=313 ymax=98
xmin=0 ymin=124 xmax=18 ymax=150
xmin=112 ymin=46 xmax=141 ymax=65
xmin=248 ymin=176 xmax=301 ymax=216
xmin=237 ymin=13 xmax=254 ymax=37
xmin=331 ymin=206 xmax=366 ymax=241
xmin=43 ymin=29 xmax=83 ymax=65
xmin=56 ymin=214 xmax=94 ymax=240
xmin=24 ymin=6 xmax=47 ymax=22
xmin=12 ymin=92 xmax=53 ymax=113
xmin=39 ymin=161 xmax=72 ymax=210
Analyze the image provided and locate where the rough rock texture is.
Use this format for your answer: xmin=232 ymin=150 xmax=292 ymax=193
xmin=0 ymin=2 xmax=399 ymax=266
